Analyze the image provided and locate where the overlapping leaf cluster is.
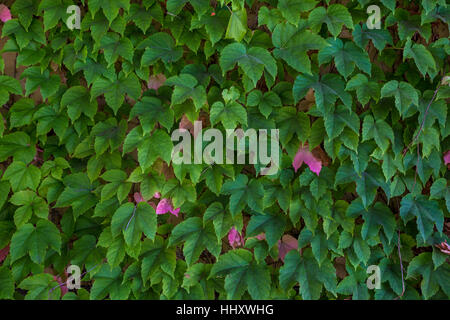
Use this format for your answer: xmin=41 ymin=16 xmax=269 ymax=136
xmin=0 ymin=0 xmax=449 ymax=300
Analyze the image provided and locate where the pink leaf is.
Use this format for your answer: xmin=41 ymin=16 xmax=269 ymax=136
xmin=444 ymin=151 xmax=450 ymax=165
xmin=435 ymin=241 xmax=450 ymax=255
xmin=277 ymin=235 xmax=298 ymax=262
xmin=0 ymin=244 xmax=10 ymax=263
xmin=153 ymin=192 xmax=161 ymax=199
xmin=0 ymin=5 xmax=11 ymax=22
xmin=228 ymin=227 xmax=244 ymax=248
xmin=156 ymin=198 xmax=179 ymax=217
xmin=133 ymin=192 xmax=144 ymax=203
xmin=147 ymin=73 xmax=166 ymax=91
xmin=292 ymin=144 xmax=322 ymax=175
xmin=53 ymin=275 xmax=68 ymax=296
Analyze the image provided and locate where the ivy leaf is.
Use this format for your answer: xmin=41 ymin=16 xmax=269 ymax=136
xmin=362 ymin=114 xmax=395 ymax=154
xmin=10 ymin=220 xmax=61 ymax=264
xmin=221 ymin=174 xmax=265 ymax=216
xmin=246 ymin=211 xmax=287 ymax=248
xmin=91 ymin=71 xmax=141 ymax=115
xmin=168 ymin=217 xmax=220 ymax=266
xmin=403 ymin=39 xmax=437 ymax=78
xmin=90 ymin=265 xmax=130 ymax=300
xmin=140 ymin=32 xmax=183 ymax=66
xmin=130 ymin=97 xmax=173 ymax=133
xmin=100 ymin=33 xmax=134 ymax=67
xmin=225 ymin=7 xmax=247 ymax=42
xmin=247 ymin=90 xmax=281 ymax=118
xmin=161 ymin=179 xmax=196 ymax=209
xmin=203 ymin=202 xmax=234 ymax=242
xmin=111 ymin=202 xmax=157 ymax=246
xmin=20 ymin=67 xmax=60 ymax=99
xmin=100 ymin=170 xmax=132 ymax=203
xmin=61 ymin=86 xmax=97 ymax=122
xmin=0 ymin=75 xmax=23 ymax=105
xmin=55 ymin=173 xmax=97 ymax=218
xmin=210 ymin=100 xmax=247 ymax=129
xmin=220 ymin=43 xmax=277 ymax=88
xmin=277 ymin=0 xmax=317 ymax=25
xmin=209 ymin=249 xmax=271 ymax=299
xmin=18 ymin=273 xmax=59 ymax=300
xmin=137 ymin=130 xmax=173 ymax=172
xmin=272 ymin=25 xmax=328 ymax=75
xmin=279 ymin=249 xmax=336 ymax=300
xmin=308 ymin=4 xmax=353 ymax=37
xmin=0 ymin=266 xmax=14 ymax=299
xmin=89 ymin=0 xmax=130 ymax=24
xmin=324 ymin=105 xmax=360 ymax=140
xmin=407 ymin=252 xmax=450 ymax=299
xmin=400 ymin=194 xmax=444 ymax=243
xmin=165 ymin=74 xmax=206 ymax=110
xmin=10 ymin=190 xmax=48 ymax=228
xmin=293 ymin=73 xmax=351 ymax=114
xmin=3 ymin=161 xmax=41 ymax=192
xmin=318 ymin=38 xmax=371 ymax=79
xmin=140 ymin=236 xmax=176 ymax=282
xmin=345 ymin=74 xmax=380 ymax=105
xmin=347 ymin=199 xmax=396 ymax=242
xmin=352 ymin=24 xmax=393 ymax=52
xmin=9 ymin=98 xmax=35 ymax=128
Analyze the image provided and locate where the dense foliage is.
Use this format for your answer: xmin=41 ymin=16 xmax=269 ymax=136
xmin=0 ymin=0 xmax=449 ymax=300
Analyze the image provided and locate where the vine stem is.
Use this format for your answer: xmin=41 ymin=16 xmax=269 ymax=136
xmin=402 ymin=78 xmax=443 ymax=157
xmin=394 ymin=230 xmax=405 ymax=300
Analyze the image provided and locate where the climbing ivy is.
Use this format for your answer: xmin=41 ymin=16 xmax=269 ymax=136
xmin=0 ymin=0 xmax=449 ymax=300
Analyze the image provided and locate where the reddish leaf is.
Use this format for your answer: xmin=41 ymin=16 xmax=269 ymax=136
xmin=292 ymin=144 xmax=322 ymax=175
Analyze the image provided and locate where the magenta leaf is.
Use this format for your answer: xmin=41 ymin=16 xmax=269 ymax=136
xmin=444 ymin=151 xmax=450 ymax=165
xmin=292 ymin=144 xmax=322 ymax=175
xmin=156 ymin=198 xmax=179 ymax=217
xmin=0 ymin=5 xmax=11 ymax=22
xmin=133 ymin=192 xmax=144 ymax=203
xmin=0 ymin=244 xmax=9 ymax=263
xmin=228 ymin=227 xmax=244 ymax=248
xmin=277 ymin=235 xmax=298 ymax=262
xmin=147 ymin=73 xmax=166 ymax=90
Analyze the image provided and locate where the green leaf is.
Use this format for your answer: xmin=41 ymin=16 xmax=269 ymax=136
xmin=10 ymin=190 xmax=48 ymax=227
xmin=225 ymin=7 xmax=248 ymax=42
xmin=362 ymin=114 xmax=395 ymax=153
xmin=165 ymin=74 xmax=206 ymax=110
xmin=273 ymin=25 xmax=328 ymax=74
xmin=308 ymin=4 xmax=353 ymax=37
xmin=319 ymin=38 xmax=371 ymax=79
xmin=168 ymin=217 xmax=220 ymax=266
xmin=221 ymin=174 xmax=265 ymax=216
xmin=277 ymin=0 xmax=317 ymax=25
xmin=61 ymin=86 xmax=97 ymax=122
xmin=220 ymin=43 xmax=277 ymax=88
xmin=400 ymin=194 xmax=444 ymax=243
xmin=279 ymin=249 xmax=336 ymax=300
xmin=210 ymin=249 xmax=271 ymax=299
xmin=111 ymin=202 xmax=157 ymax=246
xmin=10 ymin=220 xmax=61 ymax=264
xmin=140 ymin=32 xmax=183 ymax=66
xmin=293 ymin=73 xmax=351 ymax=113
xmin=0 ymin=266 xmax=14 ymax=299
xmin=3 ymin=161 xmax=41 ymax=192
xmin=20 ymin=67 xmax=60 ymax=99
xmin=90 ymin=265 xmax=130 ymax=300
xmin=403 ymin=39 xmax=437 ymax=78
xmin=91 ymin=71 xmax=141 ymax=115
xmin=18 ymin=273 xmax=59 ymax=300
xmin=407 ymin=252 xmax=450 ymax=299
